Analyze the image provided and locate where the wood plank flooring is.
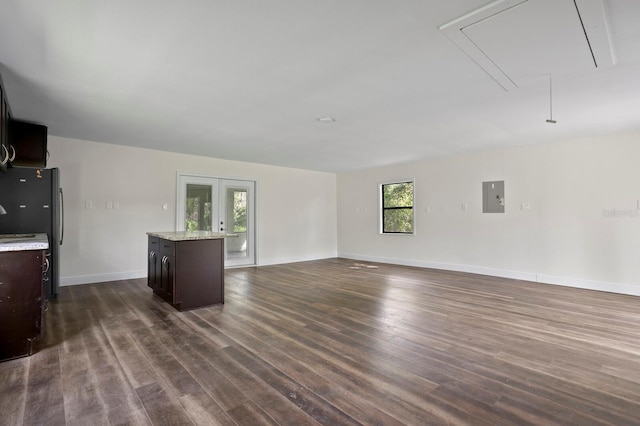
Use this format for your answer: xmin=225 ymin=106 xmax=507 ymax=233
xmin=2 ymin=258 xmax=640 ymax=425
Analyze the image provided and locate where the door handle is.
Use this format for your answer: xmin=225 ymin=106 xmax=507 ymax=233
xmin=59 ymin=188 xmax=65 ymax=246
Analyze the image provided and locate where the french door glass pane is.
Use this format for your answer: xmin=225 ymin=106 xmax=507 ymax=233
xmin=185 ymin=184 xmax=212 ymax=231
xmin=226 ymin=187 xmax=248 ymax=259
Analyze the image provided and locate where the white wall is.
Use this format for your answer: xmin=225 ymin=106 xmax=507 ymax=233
xmin=48 ymin=136 xmax=337 ymax=285
xmin=337 ymin=131 xmax=640 ymax=296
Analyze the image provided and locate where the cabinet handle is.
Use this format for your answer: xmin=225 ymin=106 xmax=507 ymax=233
xmin=8 ymin=145 xmax=15 ymax=162
xmin=0 ymin=145 xmax=8 ymax=166
xmin=149 ymin=251 xmax=156 ymax=261
xmin=43 ymin=257 xmax=51 ymax=273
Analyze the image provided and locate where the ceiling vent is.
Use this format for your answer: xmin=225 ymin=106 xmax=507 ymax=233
xmin=439 ymin=0 xmax=615 ymax=90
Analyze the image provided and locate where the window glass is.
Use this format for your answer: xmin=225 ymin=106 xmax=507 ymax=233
xmin=186 ymin=184 xmax=212 ymax=231
xmin=381 ymin=181 xmax=414 ymax=234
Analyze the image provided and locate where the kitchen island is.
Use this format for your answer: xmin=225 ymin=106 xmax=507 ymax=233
xmin=147 ymin=231 xmax=235 ymax=311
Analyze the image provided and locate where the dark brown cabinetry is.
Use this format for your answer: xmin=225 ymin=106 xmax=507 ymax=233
xmin=147 ymin=236 xmax=175 ymax=303
xmin=148 ymin=236 xmax=160 ymax=292
xmin=0 ymin=73 xmax=14 ymax=172
xmin=0 ymin=249 xmax=46 ymax=362
xmin=9 ymin=120 xmax=48 ymax=168
xmin=147 ymin=235 xmax=224 ymax=311
xmin=0 ymin=72 xmax=49 ymax=170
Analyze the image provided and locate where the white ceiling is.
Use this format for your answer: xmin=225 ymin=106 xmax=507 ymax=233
xmin=0 ymin=0 xmax=639 ymax=173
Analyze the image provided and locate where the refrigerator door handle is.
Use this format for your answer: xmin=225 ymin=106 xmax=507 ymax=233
xmin=59 ymin=187 xmax=64 ymax=246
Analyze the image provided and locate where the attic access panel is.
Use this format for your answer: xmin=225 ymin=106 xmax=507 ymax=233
xmin=439 ymin=0 xmax=614 ymax=90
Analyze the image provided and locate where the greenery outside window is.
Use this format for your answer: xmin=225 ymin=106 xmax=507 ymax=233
xmin=380 ymin=180 xmax=414 ymax=234
xmin=232 ymin=190 xmax=247 ymax=233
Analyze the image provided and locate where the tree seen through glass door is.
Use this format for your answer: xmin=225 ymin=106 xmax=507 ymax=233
xmin=226 ymin=188 xmax=248 ymax=259
xmin=186 ymin=184 xmax=212 ymax=231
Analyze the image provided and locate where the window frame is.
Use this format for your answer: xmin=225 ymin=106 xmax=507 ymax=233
xmin=379 ymin=179 xmax=415 ymax=235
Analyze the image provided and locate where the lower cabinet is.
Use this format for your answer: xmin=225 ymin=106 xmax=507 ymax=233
xmin=0 ymin=249 xmax=45 ymax=362
xmin=147 ymin=236 xmax=224 ymax=311
xmin=147 ymin=236 xmax=174 ymax=302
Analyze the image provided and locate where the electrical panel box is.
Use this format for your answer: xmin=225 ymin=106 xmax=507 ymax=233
xmin=483 ymin=181 xmax=505 ymax=213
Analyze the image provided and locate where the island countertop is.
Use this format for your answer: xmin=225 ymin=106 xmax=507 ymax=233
xmin=0 ymin=233 xmax=49 ymax=252
xmin=147 ymin=231 xmax=237 ymax=241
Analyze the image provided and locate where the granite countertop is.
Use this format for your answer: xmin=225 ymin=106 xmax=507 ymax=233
xmin=0 ymin=233 xmax=49 ymax=252
xmin=147 ymin=231 xmax=237 ymax=241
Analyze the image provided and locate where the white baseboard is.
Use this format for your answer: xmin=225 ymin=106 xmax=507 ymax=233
xmin=535 ymin=274 xmax=640 ymax=297
xmin=259 ymin=252 xmax=338 ymax=267
xmin=60 ymin=270 xmax=147 ymax=286
xmin=59 ymin=252 xmax=339 ymax=286
xmin=338 ymin=252 xmax=640 ymax=297
xmin=61 ymin=255 xmax=640 ymax=298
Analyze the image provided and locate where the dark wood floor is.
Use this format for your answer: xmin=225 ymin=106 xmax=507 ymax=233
xmin=2 ymin=258 xmax=640 ymax=425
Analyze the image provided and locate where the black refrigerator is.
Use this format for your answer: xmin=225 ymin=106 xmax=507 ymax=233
xmin=0 ymin=167 xmax=63 ymax=299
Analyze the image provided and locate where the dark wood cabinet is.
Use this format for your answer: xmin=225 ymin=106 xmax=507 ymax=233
xmin=158 ymin=239 xmax=174 ymax=300
xmin=0 ymin=73 xmax=14 ymax=172
xmin=148 ymin=237 xmax=175 ymax=303
xmin=0 ymin=72 xmax=49 ymax=170
xmin=0 ymin=249 xmax=46 ymax=362
xmin=147 ymin=235 xmax=224 ymax=311
xmin=9 ymin=120 xmax=48 ymax=168
xmin=147 ymin=236 xmax=161 ymax=292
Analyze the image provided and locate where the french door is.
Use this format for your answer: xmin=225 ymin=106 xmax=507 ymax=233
xmin=177 ymin=173 xmax=256 ymax=267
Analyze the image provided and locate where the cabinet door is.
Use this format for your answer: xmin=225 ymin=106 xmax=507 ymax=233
xmin=0 ymin=75 xmax=13 ymax=171
xmin=159 ymin=240 xmax=174 ymax=301
xmin=0 ymin=90 xmax=7 ymax=171
xmin=147 ymin=237 xmax=159 ymax=289
xmin=0 ymin=250 xmax=45 ymax=361
xmin=0 ymin=86 xmax=4 ymax=153
xmin=9 ymin=120 xmax=48 ymax=168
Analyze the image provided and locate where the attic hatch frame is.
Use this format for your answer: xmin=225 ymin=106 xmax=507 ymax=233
xmin=438 ymin=0 xmax=615 ymax=91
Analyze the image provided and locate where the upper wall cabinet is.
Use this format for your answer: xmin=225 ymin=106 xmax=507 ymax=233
xmin=9 ymin=120 xmax=48 ymax=168
xmin=0 ymin=72 xmax=49 ymax=170
xmin=0 ymin=73 xmax=13 ymax=172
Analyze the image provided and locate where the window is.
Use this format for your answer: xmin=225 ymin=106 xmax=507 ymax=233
xmin=380 ymin=181 xmax=414 ymax=234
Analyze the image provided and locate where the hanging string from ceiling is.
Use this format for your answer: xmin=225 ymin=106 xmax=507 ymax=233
xmin=546 ymin=73 xmax=557 ymax=124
